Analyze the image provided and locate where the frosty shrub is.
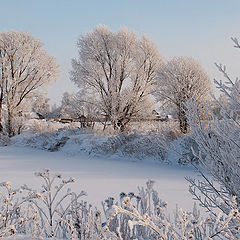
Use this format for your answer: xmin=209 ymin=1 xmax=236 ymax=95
xmin=103 ymin=180 xmax=240 ymax=239
xmin=183 ymin=38 xmax=240 ymax=238
xmin=15 ymin=128 xmax=78 ymax=151
xmin=0 ymin=180 xmax=39 ymax=238
xmin=12 ymin=128 xmax=169 ymax=162
xmin=0 ymin=170 xmax=93 ymax=239
xmin=0 ymin=133 xmax=9 ymax=147
xmin=29 ymin=169 xmax=87 ymax=238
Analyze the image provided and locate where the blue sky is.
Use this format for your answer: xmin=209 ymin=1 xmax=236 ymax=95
xmin=1 ymin=0 xmax=240 ymax=105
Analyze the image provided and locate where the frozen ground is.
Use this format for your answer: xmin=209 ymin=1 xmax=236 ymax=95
xmin=0 ymin=144 xmax=198 ymax=212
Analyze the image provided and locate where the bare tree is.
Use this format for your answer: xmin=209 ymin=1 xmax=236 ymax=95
xmin=0 ymin=31 xmax=59 ymax=136
xmin=70 ymin=25 xmax=162 ymax=131
xmin=154 ymin=56 xmax=212 ymax=133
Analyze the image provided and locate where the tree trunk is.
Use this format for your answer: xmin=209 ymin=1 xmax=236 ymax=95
xmin=103 ymin=120 xmax=107 ymax=131
xmin=0 ymin=89 xmax=4 ymax=133
xmin=178 ymin=108 xmax=188 ymax=134
xmin=111 ymin=116 xmax=130 ymax=132
xmin=117 ymin=118 xmax=130 ymax=132
xmin=113 ymin=123 xmax=118 ymax=130
xmin=119 ymin=124 xmax=125 ymax=132
xmin=0 ymin=101 xmax=3 ymax=133
xmin=7 ymin=109 xmax=14 ymax=137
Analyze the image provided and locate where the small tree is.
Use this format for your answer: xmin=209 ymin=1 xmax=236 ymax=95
xmin=0 ymin=30 xmax=58 ymax=136
xmin=32 ymin=94 xmax=51 ymax=118
xmin=154 ymin=56 xmax=212 ymax=133
xmin=70 ymin=25 xmax=162 ymax=131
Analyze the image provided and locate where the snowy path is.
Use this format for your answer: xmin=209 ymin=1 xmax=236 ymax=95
xmin=0 ymin=145 xmax=198 ymax=211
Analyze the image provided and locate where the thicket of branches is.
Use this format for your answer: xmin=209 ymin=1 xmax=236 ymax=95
xmin=178 ymin=37 xmax=240 ymax=239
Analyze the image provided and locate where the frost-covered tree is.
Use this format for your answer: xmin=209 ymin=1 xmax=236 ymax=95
xmin=185 ymin=38 xmax=240 ymax=226
xmin=70 ymin=25 xmax=162 ymax=131
xmin=0 ymin=31 xmax=58 ymax=136
xmin=154 ymin=57 xmax=212 ymax=133
xmin=59 ymin=92 xmax=75 ymax=118
xmin=32 ymin=94 xmax=51 ymax=118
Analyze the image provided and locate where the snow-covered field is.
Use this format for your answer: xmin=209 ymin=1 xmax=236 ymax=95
xmin=0 ymin=143 xmax=198 ymax=211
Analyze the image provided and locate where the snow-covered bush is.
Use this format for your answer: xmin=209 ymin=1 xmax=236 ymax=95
xmin=11 ymin=128 xmax=169 ymax=162
xmin=176 ymin=136 xmax=200 ymax=165
xmin=93 ymin=132 xmax=167 ymax=161
xmin=0 ymin=133 xmax=9 ymax=146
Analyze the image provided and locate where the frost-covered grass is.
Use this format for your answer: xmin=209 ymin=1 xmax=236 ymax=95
xmin=0 ymin=169 xmax=238 ymax=239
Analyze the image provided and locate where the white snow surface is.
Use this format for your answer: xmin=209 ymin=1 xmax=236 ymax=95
xmin=0 ymin=141 xmax=198 ymax=212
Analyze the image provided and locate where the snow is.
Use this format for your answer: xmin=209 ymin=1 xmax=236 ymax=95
xmin=0 ymin=143 xmax=198 ymax=211
xmin=2 ymin=235 xmax=32 ymax=240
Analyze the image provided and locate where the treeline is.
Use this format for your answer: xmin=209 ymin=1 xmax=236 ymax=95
xmin=0 ymin=26 xmax=213 ymax=136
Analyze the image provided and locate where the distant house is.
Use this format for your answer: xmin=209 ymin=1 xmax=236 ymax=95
xmin=74 ymin=115 xmax=87 ymax=128
xmin=59 ymin=118 xmax=73 ymax=123
xmin=151 ymin=110 xmax=174 ymax=122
